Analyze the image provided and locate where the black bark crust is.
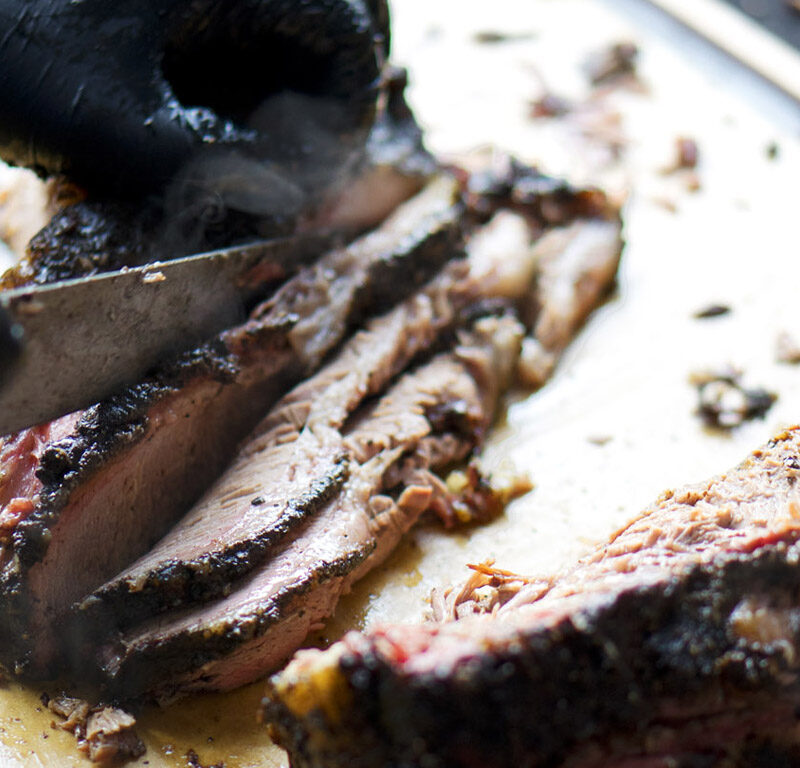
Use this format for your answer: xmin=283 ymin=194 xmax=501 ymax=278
xmin=264 ymin=544 xmax=800 ymax=768
xmin=22 ymin=200 xmax=158 ymax=285
xmin=461 ymin=154 xmax=614 ymax=228
xmin=82 ymin=456 xmax=351 ymax=631
xmin=13 ymin=340 xmax=242 ymax=570
xmin=100 ymin=545 xmax=376 ymax=702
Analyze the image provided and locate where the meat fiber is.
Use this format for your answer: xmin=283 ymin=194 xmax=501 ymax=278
xmin=0 ymin=177 xmax=463 ymax=676
xmin=263 ymin=429 xmax=800 ymax=768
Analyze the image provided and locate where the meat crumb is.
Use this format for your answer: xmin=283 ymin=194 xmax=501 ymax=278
xmin=83 ymin=708 xmax=145 ymax=765
xmin=583 ymin=41 xmax=639 ymax=86
xmin=650 ymin=196 xmax=677 ymax=214
xmin=776 ymin=332 xmax=800 ymax=364
xmin=684 ymin=171 xmax=701 ymax=193
xmin=661 ymin=137 xmax=700 ymax=180
xmin=673 ymin=137 xmax=699 ymax=170
xmin=141 ymin=270 xmax=165 ymax=284
xmin=435 ymin=462 xmax=532 ymax=528
xmin=46 ymin=694 xmax=145 ymax=765
xmin=47 ymin=695 xmax=90 ymax=735
xmin=691 ymin=368 xmax=776 ymax=429
xmin=529 ymin=92 xmax=572 ymax=119
xmin=186 ymin=747 xmax=225 ymax=768
xmin=473 ymin=30 xmax=535 ymax=44
xmin=693 ymin=303 xmax=731 ymax=319
xmin=517 ymin=337 xmax=556 ymax=388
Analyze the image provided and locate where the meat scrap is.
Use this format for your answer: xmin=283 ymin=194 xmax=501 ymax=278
xmin=472 ymin=30 xmax=536 ymax=45
xmin=692 ymin=302 xmax=730 ymax=319
xmin=583 ymin=41 xmax=639 ymax=86
xmin=47 ymin=694 xmax=144 ymax=765
xmin=776 ymin=331 xmax=800 ymax=364
xmin=262 ymin=428 xmax=800 ymax=768
xmin=83 ymin=708 xmax=145 ymax=765
xmin=659 ymin=137 xmax=701 ymax=193
xmin=528 ymin=92 xmax=572 ymax=119
xmin=691 ymin=367 xmax=776 ymax=429
xmin=436 ymin=464 xmax=533 ymax=528
xmin=661 ymin=136 xmax=699 ymax=174
xmin=460 ymin=153 xmax=612 ymax=226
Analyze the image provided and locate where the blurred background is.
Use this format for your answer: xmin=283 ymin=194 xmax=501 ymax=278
xmin=723 ymin=0 xmax=800 ymax=48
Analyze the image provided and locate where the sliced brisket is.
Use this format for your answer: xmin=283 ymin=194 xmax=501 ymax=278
xmin=80 ymin=210 xmax=621 ymax=638
xmin=83 ymin=212 xmax=621 ymax=698
xmin=0 ymin=177 xmax=463 ymax=675
xmin=80 ymin=262 xmax=476 ymax=632
xmin=263 ymin=429 xmax=800 ymax=768
xmin=95 ymin=315 xmax=524 ymax=699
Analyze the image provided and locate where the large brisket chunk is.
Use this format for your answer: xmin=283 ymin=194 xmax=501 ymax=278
xmin=263 ymin=429 xmax=800 ymax=768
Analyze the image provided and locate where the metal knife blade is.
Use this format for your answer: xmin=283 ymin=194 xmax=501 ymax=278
xmin=0 ymin=233 xmax=333 ymax=436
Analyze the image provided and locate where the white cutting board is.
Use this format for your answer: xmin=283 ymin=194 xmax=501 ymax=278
xmin=1 ymin=0 xmax=799 ymax=765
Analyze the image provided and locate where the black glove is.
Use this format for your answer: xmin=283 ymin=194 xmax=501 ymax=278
xmin=0 ymin=0 xmax=389 ymax=196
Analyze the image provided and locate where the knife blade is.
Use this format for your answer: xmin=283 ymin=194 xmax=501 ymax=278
xmin=0 ymin=232 xmax=334 ymax=436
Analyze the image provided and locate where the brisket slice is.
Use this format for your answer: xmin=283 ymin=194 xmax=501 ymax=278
xmin=263 ymin=428 xmax=800 ymax=768
xmin=94 ymin=315 xmax=524 ymax=700
xmin=0 ymin=177 xmax=463 ymax=675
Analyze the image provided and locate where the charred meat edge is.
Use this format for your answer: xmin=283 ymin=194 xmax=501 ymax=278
xmin=94 ymin=314 xmax=523 ymax=699
xmin=88 ymin=214 xmax=621 ymax=698
xmin=263 ymin=429 xmax=800 ymax=768
xmin=0 ymin=176 xmax=464 ymax=674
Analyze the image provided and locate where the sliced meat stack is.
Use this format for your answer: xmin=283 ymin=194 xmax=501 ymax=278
xmin=93 ymin=313 xmax=524 ymax=698
xmin=0 ymin=178 xmax=465 ymax=675
xmin=263 ymin=429 xmax=800 ymax=768
xmin=0 ymin=161 xmax=622 ymax=700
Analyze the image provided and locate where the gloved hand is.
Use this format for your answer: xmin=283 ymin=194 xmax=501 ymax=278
xmin=0 ymin=0 xmax=389 ymax=196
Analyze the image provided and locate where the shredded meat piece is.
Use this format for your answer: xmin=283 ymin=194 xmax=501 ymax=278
xmin=691 ymin=367 xmax=776 ymax=429
xmin=47 ymin=695 xmax=144 ymax=765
